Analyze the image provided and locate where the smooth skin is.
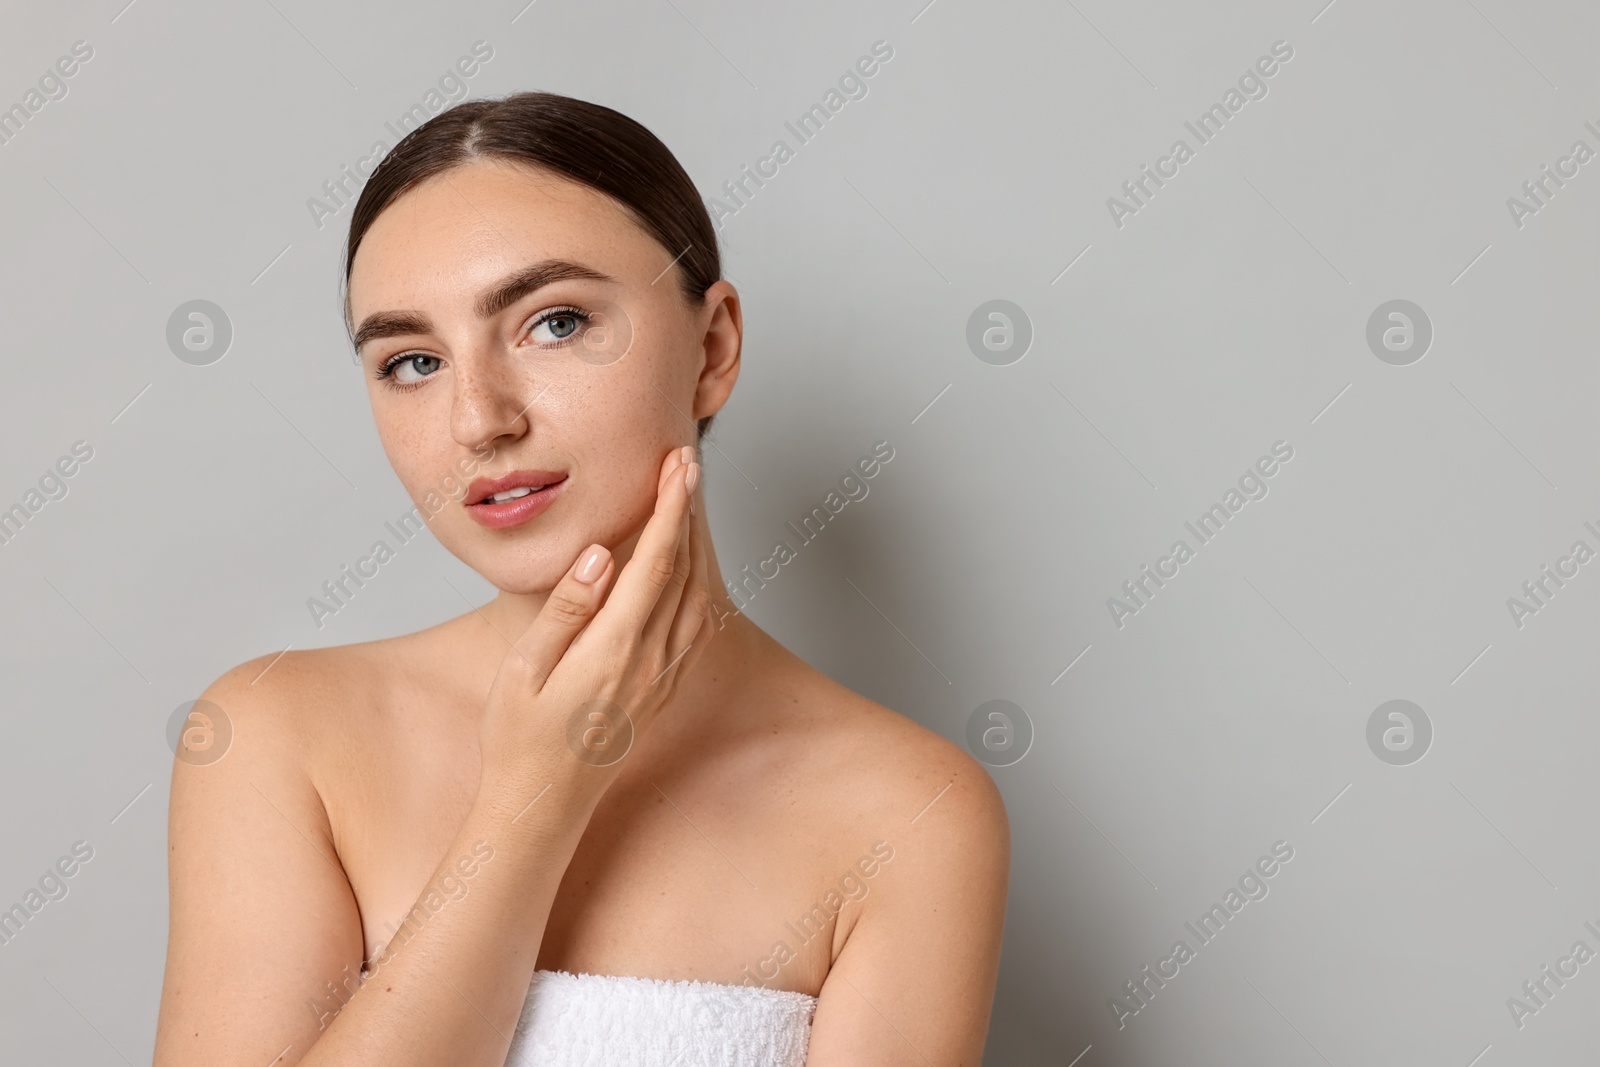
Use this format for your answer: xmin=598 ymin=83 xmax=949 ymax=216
xmin=152 ymin=158 xmax=1009 ymax=1067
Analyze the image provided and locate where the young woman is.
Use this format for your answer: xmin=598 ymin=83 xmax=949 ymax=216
xmin=153 ymin=91 xmax=1009 ymax=1067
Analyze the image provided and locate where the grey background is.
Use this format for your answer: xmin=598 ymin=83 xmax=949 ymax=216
xmin=1 ymin=0 xmax=1595 ymax=1063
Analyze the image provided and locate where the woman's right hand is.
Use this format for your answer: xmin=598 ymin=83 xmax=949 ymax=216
xmin=475 ymin=444 xmax=711 ymax=817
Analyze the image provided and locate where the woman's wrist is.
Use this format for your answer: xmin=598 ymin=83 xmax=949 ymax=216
xmin=472 ymin=757 xmax=606 ymax=855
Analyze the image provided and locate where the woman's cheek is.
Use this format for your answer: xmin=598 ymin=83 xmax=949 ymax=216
xmin=372 ymin=410 xmax=441 ymax=493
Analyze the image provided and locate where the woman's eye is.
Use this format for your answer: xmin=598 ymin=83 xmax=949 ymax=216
xmin=528 ymin=309 xmax=587 ymax=345
xmin=391 ymin=354 xmax=442 ymax=383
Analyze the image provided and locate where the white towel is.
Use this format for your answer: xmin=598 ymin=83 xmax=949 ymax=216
xmin=505 ymin=968 xmax=817 ymax=1067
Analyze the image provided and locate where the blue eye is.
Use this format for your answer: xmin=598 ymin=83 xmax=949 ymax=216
xmin=376 ymin=353 xmax=442 ymax=386
xmin=372 ymin=304 xmax=594 ymax=391
xmin=528 ymin=307 xmax=590 ymax=346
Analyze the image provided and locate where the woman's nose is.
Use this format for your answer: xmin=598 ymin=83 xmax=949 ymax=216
xmin=449 ymin=353 xmax=546 ymax=450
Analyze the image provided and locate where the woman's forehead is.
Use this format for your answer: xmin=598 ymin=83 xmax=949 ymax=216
xmin=349 ymin=160 xmax=654 ymax=315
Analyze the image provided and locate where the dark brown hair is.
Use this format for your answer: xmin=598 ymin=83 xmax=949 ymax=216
xmin=343 ymin=91 xmax=722 ymax=439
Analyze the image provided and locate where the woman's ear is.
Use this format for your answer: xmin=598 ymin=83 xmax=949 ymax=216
xmin=692 ymin=281 xmax=742 ymax=423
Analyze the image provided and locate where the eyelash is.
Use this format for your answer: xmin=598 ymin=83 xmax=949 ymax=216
xmin=372 ymin=305 xmax=593 ymax=389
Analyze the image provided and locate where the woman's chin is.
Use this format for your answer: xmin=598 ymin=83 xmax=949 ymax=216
xmin=457 ymin=545 xmax=587 ymax=598
xmin=474 ymin=566 xmax=564 ymax=598
xmin=441 ymin=518 xmax=631 ymax=598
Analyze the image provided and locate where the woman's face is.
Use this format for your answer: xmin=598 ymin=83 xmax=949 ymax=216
xmin=347 ymin=157 xmax=735 ymax=594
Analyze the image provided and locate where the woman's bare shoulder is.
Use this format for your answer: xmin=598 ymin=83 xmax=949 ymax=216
xmin=191 ymin=624 xmax=449 ymax=757
xmin=773 ymin=660 xmax=1009 ymax=850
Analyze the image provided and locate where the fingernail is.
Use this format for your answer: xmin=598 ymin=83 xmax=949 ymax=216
xmin=684 ymin=461 xmax=699 ymax=495
xmin=575 ymin=545 xmax=606 ymax=583
xmin=680 ymin=445 xmax=694 ymax=467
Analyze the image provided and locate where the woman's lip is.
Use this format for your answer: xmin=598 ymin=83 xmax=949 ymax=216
xmin=465 ymin=475 xmax=568 ymax=530
xmin=466 ymin=469 xmax=568 ymax=502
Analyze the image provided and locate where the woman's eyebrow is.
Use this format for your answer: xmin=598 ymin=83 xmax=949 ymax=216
xmin=352 ymin=259 xmax=617 ymax=352
xmin=475 ymin=259 xmax=616 ymax=318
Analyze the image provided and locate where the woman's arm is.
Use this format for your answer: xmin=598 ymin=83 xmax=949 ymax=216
xmin=154 ymin=447 xmax=710 ymax=1067
xmin=803 ymin=754 xmax=1011 ymax=1067
xmin=151 ymin=666 xmax=591 ymax=1066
